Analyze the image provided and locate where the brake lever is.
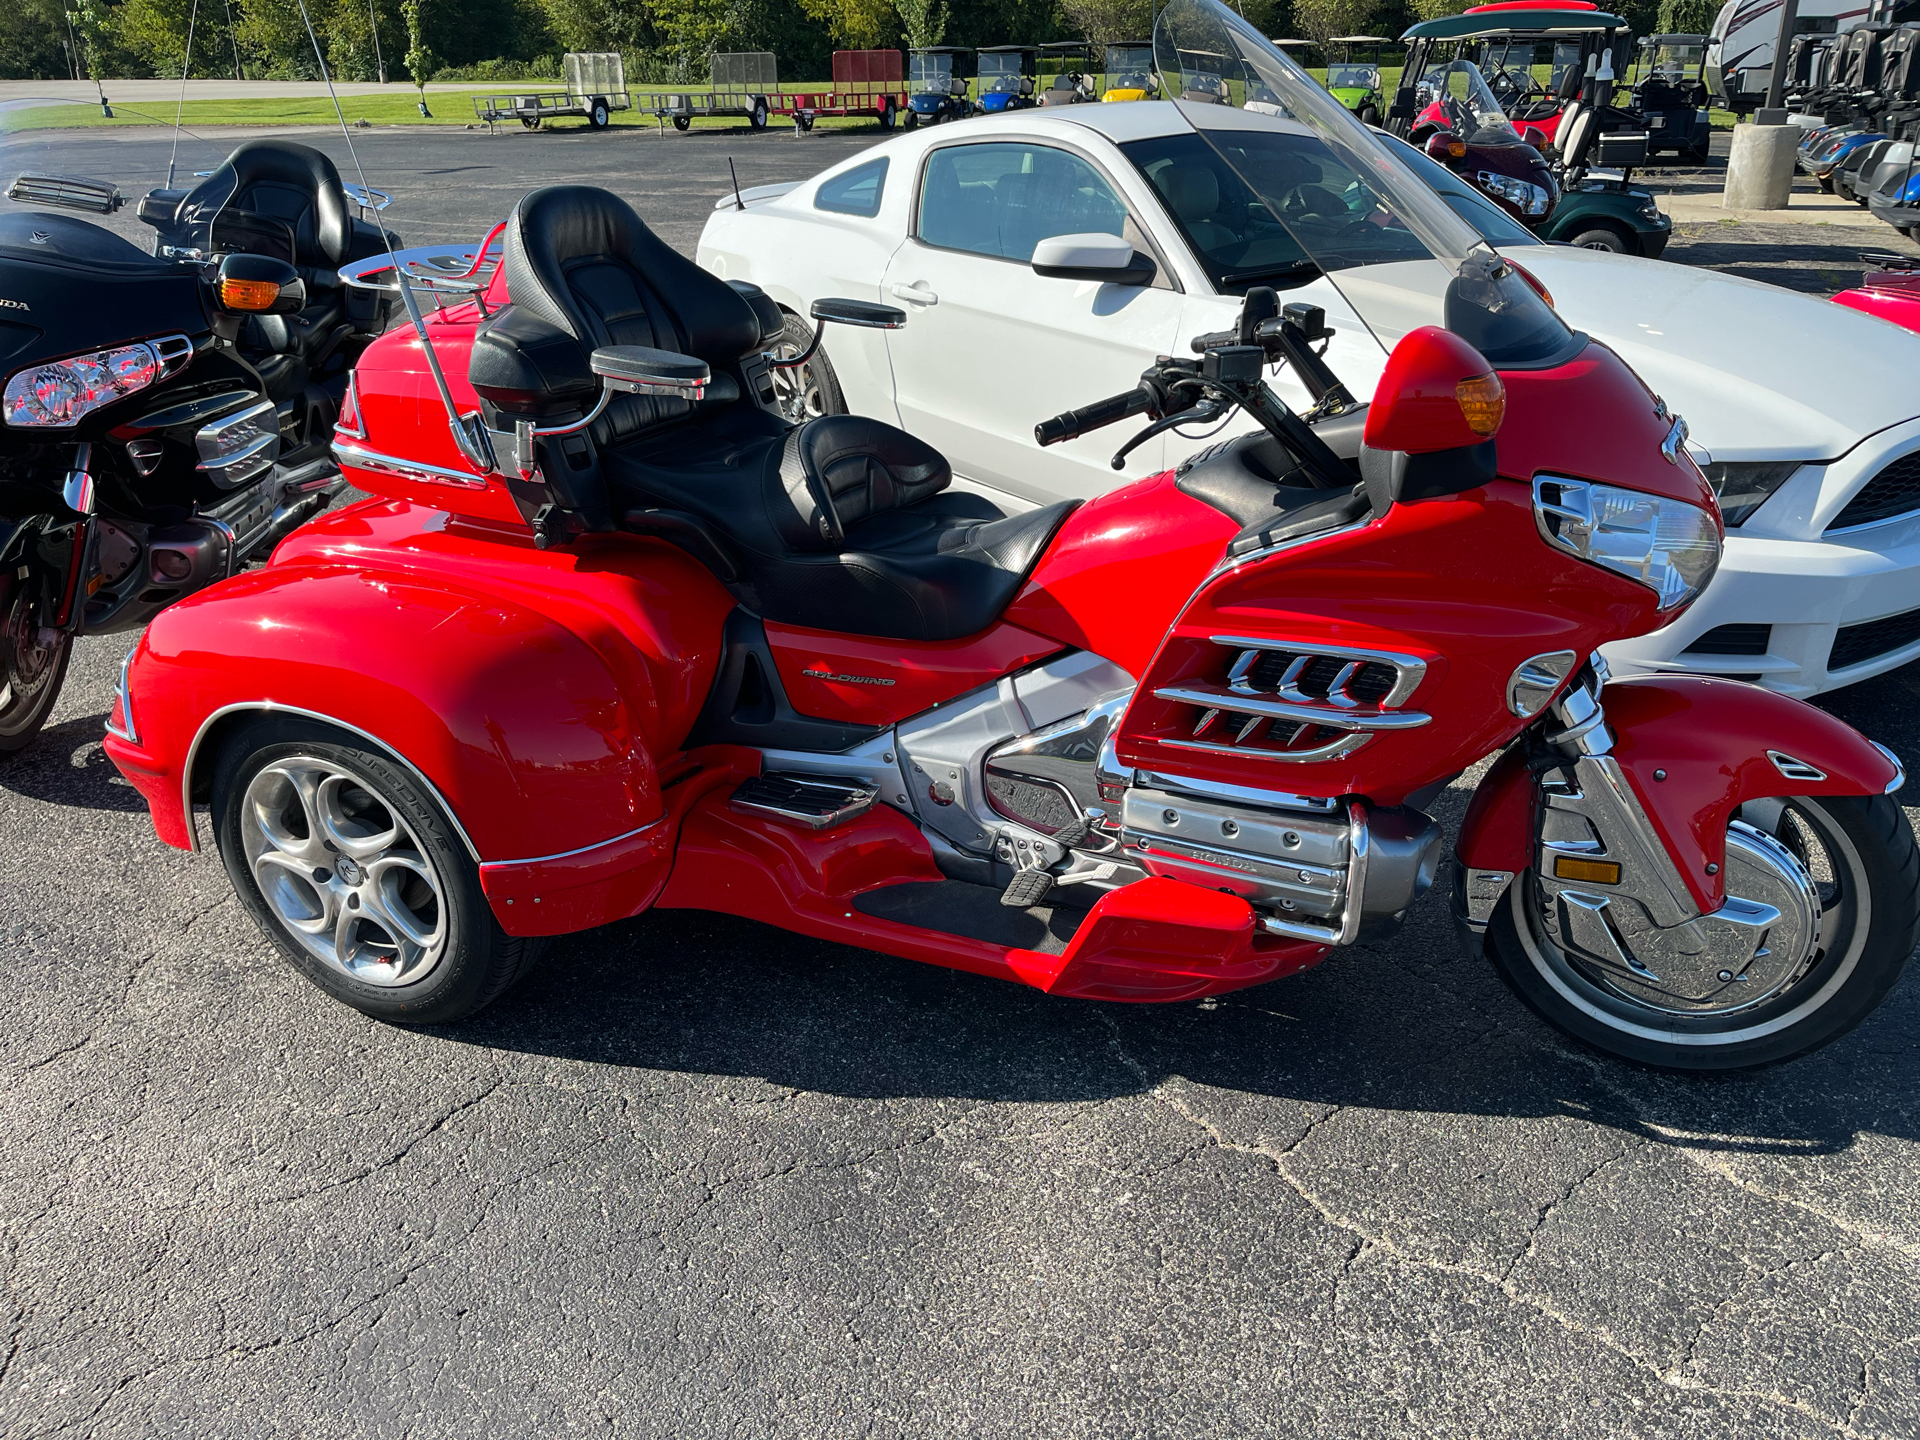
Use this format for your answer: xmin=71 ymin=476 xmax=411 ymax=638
xmin=1109 ymin=399 xmax=1228 ymax=471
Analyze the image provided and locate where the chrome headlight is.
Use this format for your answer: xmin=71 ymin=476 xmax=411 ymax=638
xmin=1533 ymin=477 xmax=1721 ymax=611
xmin=1476 ymin=170 xmax=1551 ymax=216
xmin=1698 ymin=459 xmax=1810 ymax=527
xmin=4 ymin=335 xmax=190 ymax=429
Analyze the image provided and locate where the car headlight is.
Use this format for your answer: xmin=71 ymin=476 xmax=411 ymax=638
xmin=1636 ymin=196 xmax=1663 ymax=221
xmin=1533 ymin=476 xmax=1722 ymax=611
xmin=1698 ymin=459 xmax=1809 ymax=527
xmin=5 ymin=342 xmax=165 ymax=429
xmin=1476 ymin=170 xmax=1551 ymax=216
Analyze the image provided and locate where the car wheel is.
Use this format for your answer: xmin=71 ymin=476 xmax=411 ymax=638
xmin=750 ymin=98 xmax=769 ymax=130
xmin=1486 ymin=793 xmax=1919 ymax=1070
xmin=1818 ymin=172 xmax=1836 ymax=192
xmin=1568 ymin=225 xmax=1632 ymax=252
xmin=672 ymin=115 xmax=691 ymax=132
xmin=878 ymin=100 xmax=896 ymax=130
xmin=589 ymin=98 xmax=610 ymax=130
xmin=213 ymin=717 xmax=546 ymax=1024
xmin=769 ymin=311 xmax=848 ymax=423
xmin=0 ymin=571 xmax=68 ymax=757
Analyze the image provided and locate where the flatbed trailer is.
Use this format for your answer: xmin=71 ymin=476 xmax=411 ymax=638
xmin=474 ymin=52 xmax=632 ymax=131
xmin=658 ymin=50 xmax=908 ymax=131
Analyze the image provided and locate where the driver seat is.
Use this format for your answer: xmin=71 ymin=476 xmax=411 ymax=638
xmin=483 ymin=185 xmax=1078 ymax=642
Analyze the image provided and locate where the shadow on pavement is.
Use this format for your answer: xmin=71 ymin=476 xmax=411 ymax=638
xmin=0 ymin=712 xmax=147 ymax=812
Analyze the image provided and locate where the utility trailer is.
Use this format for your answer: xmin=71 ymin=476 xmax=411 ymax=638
xmin=473 ymin=52 xmax=632 ymax=131
xmin=657 ymin=50 xmax=908 ymax=132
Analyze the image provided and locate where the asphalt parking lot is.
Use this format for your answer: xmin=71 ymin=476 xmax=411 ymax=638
xmin=4 ymin=119 xmax=1920 ymax=1439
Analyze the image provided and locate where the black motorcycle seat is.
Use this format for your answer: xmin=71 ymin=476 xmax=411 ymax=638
xmin=175 ymin=140 xmax=353 ymax=275
xmin=494 ymin=185 xmax=1077 ymax=642
xmin=604 ymin=410 xmax=1076 ymax=641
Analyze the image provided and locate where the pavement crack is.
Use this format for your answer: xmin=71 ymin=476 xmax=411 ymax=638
xmin=1500 ymin=1137 xmax=1642 ymax=1284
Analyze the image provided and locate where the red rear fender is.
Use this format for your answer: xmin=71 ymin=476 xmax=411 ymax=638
xmin=112 ymin=563 xmax=671 ymax=863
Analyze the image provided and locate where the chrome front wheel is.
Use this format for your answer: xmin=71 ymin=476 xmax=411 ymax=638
xmin=1487 ymin=792 xmax=1919 ymax=1069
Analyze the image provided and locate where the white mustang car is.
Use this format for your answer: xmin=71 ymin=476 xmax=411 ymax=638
xmin=697 ymin=101 xmax=1920 ymax=697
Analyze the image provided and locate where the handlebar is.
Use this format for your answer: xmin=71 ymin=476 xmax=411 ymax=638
xmin=1034 ymin=385 xmax=1155 ymax=447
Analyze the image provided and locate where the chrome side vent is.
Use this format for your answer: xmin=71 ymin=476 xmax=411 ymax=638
xmin=1767 ymin=751 xmax=1827 ymax=783
xmin=1154 ymin=636 xmax=1430 ymax=765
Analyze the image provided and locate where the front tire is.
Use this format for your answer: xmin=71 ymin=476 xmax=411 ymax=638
xmin=903 ymin=109 xmax=919 ymax=131
xmin=750 ymin=98 xmax=769 ymax=131
xmin=1568 ymin=224 xmax=1632 ymax=252
xmin=0 ymin=571 xmax=69 ymax=757
xmin=1818 ymin=172 xmax=1837 ymax=192
xmin=878 ymin=99 xmax=896 ymax=130
xmin=769 ymin=311 xmax=847 ymax=422
xmin=213 ymin=718 xmax=545 ymax=1024
xmin=1487 ymin=793 xmax=1919 ymax=1070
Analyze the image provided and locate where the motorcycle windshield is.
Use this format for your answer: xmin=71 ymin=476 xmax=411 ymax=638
xmin=1151 ymin=0 xmax=1572 ymax=366
xmin=1416 ymin=59 xmax=1529 ymax=146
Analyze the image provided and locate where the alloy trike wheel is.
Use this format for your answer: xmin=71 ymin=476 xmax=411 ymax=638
xmin=213 ymin=718 xmax=545 ymax=1023
xmin=769 ymin=312 xmax=847 ymax=422
xmin=0 ymin=573 xmax=70 ymax=756
xmin=1487 ymin=793 xmax=1918 ymax=1070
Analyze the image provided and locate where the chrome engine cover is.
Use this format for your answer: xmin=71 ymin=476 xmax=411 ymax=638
xmin=1121 ymin=785 xmax=1351 ymax=921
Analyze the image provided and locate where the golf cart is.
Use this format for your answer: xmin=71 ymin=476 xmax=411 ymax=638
xmin=1633 ymin=33 xmax=1713 ymax=161
xmin=1175 ymin=48 xmax=1234 ymax=103
xmin=1394 ymin=6 xmax=1671 ymax=255
xmin=905 ymin=46 xmax=974 ymax=127
xmin=1037 ymin=41 xmax=1098 ymax=104
xmin=1326 ymin=35 xmax=1390 ymax=124
xmin=977 ymin=45 xmax=1039 ymax=112
xmin=1101 ymin=42 xmax=1159 ymax=100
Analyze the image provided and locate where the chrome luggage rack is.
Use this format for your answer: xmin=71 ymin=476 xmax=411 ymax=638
xmin=338 ymin=222 xmax=506 ymax=315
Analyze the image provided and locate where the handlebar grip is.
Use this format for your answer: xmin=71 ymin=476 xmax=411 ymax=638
xmin=1189 ymin=327 xmax=1236 ymax=355
xmin=1034 ymin=386 xmax=1153 ymax=447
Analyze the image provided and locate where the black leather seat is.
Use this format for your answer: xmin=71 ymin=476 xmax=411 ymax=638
xmin=482 ymin=185 xmax=1077 ymax=642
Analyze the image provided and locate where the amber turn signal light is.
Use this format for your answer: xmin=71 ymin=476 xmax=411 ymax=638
xmin=1455 ymin=373 xmax=1506 ymax=437
xmin=1553 ymin=856 xmax=1623 ymax=885
xmin=217 ymin=277 xmax=282 ymax=312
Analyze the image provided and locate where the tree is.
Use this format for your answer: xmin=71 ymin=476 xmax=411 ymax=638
xmin=798 ymin=0 xmax=897 ymax=48
xmin=1656 ymin=0 xmax=1718 ymax=34
xmin=893 ymin=0 xmax=947 ymax=48
xmin=402 ymin=0 xmax=433 ymax=108
xmin=1058 ymin=0 xmax=1150 ymax=50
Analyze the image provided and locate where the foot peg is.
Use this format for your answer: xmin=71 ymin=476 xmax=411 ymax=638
xmin=730 ymin=772 xmax=877 ymax=831
xmin=1000 ymin=867 xmax=1055 ymax=908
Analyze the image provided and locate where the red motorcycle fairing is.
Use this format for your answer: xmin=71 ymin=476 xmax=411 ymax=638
xmin=1114 ymin=340 xmax=1705 ymax=806
xmin=104 ymin=497 xmax=736 ymax=863
xmin=1455 ymin=675 xmax=1903 ymax=912
xmin=762 ymin=618 xmax=1065 ymax=727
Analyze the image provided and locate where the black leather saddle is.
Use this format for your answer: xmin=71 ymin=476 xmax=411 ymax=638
xmin=471 ymin=185 xmax=1077 ymax=642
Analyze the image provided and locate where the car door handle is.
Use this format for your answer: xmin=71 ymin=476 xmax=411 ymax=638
xmin=889 ymin=282 xmax=938 ymax=305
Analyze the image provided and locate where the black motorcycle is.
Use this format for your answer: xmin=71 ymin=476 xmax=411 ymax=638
xmin=0 ymin=140 xmax=400 ymax=753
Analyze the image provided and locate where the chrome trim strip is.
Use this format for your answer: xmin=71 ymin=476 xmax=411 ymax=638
xmin=1211 ymin=635 xmax=1429 ymax=709
xmin=1154 ymin=683 xmax=1432 ymax=732
xmin=332 ymin=371 xmax=367 ymax=442
xmin=331 ymin=440 xmax=490 ymax=491
xmin=1204 ymin=517 xmax=1372 ymax=581
xmin=180 ymin=702 xmax=482 ymax=862
xmin=1160 ymin=731 xmax=1374 ymax=765
xmin=104 ymin=647 xmax=139 ymax=745
xmin=1872 ymin=741 xmax=1906 ymax=794
xmin=1258 ymin=799 xmax=1371 ymax=945
xmin=1135 ymin=769 xmax=1340 ymax=813
xmin=478 ymin=815 xmax=668 ymax=869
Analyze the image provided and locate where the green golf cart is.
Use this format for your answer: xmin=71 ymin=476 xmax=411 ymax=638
xmin=1326 ymin=36 xmax=1390 ymax=125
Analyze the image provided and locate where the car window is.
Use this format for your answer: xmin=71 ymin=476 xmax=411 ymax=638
xmin=917 ymin=142 xmax=1129 ymax=262
xmin=816 ymin=158 xmax=888 ymax=218
xmin=1377 ymin=133 xmax=1542 ymax=247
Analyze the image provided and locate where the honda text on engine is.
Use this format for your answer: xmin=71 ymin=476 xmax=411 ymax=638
xmin=102 ymin=0 xmax=1916 ymax=1070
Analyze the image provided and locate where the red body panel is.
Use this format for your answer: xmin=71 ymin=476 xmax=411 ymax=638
xmin=1832 ymin=286 xmax=1920 ymax=333
xmin=1002 ymin=473 xmax=1240 ymax=678
xmin=763 ymin=618 xmax=1063 ymax=726
xmin=1454 ymin=676 xmax=1902 ymax=911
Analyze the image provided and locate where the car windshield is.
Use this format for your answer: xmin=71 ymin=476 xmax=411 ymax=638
xmin=1415 ymin=59 xmax=1528 ymax=145
xmin=1326 ymin=64 xmax=1379 ymax=90
xmin=910 ymin=53 xmax=957 ymax=94
xmin=1550 ymin=40 xmax=1584 ymax=95
xmin=1648 ymin=40 xmax=1703 ymax=75
xmin=1152 ymin=0 xmax=1572 ymax=365
xmin=980 ymin=52 xmax=1028 ymax=92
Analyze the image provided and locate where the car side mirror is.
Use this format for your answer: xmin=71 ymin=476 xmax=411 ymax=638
xmin=810 ymin=297 xmax=907 ymax=329
xmin=591 ymin=345 xmax=710 ymax=401
xmin=214 ymin=253 xmax=306 ymax=315
xmin=1031 ymin=232 xmax=1156 ymax=285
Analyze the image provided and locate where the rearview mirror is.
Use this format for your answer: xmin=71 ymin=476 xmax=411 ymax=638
xmin=591 ymin=345 xmax=710 ymax=400
xmin=810 ymin=297 xmax=907 ymax=329
xmin=1031 ymin=232 xmax=1157 ymax=285
xmin=1425 ymin=130 xmax=1466 ymax=160
xmin=1364 ymin=326 xmax=1504 ymax=455
xmin=1519 ymin=125 xmax=1550 ymax=148
xmin=214 ymin=253 xmax=307 ymax=315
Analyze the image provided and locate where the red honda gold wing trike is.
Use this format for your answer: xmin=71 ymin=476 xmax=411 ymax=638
xmin=105 ymin=0 xmax=1914 ymax=1070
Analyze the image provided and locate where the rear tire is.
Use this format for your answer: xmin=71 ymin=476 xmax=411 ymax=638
xmin=750 ymin=98 xmax=769 ymax=130
xmin=1487 ymin=793 xmax=1919 ymax=1070
xmin=878 ymin=99 xmax=896 ymax=130
xmin=0 ymin=570 xmax=69 ymax=758
xmin=212 ymin=717 xmax=545 ymax=1024
xmin=769 ymin=311 xmax=848 ymax=422
xmin=672 ymin=115 xmax=691 ymax=132
xmin=1568 ymin=224 xmax=1632 ymax=252
xmin=1818 ymin=172 xmax=1837 ymax=192
xmin=521 ymin=115 xmax=541 ymax=131
xmin=589 ymin=98 xmax=610 ymax=130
